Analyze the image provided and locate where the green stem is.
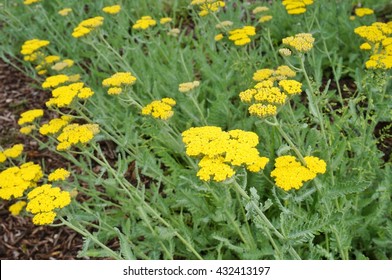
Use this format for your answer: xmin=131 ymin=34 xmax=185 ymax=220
xmin=59 ymin=217 xmax=122 ymax=260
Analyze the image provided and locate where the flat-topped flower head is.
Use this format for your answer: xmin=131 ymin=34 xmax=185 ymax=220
xmin=282 ymin=0 xmax=314 ymax=15
xmin=102 ymin=5 xmax=121 ymax=14
xmin=132 ymin=16 xmax=157 ymax=30
xmin=72 ymin=16 xmax=104 ymax=38
xmin=26 ymin=184 xmax=71 ymax=225
xmin=355 ymin=7 xmax=374 ymax=17
xmin=355 ymin=22 xmax=392 ymax=70
xmin=179 ymin=81 xmax=200 ymax=92
xmin=42 ymin=74 xmax=70 ymax=89
xmin=228 ymin=26 xmax=256 ymax=46
xmin=58 ymin=8 xmax=72 ymax=16
xmin=20 ymin=39 xmax=50 ymax=61
xmin=3 ymin=144 xmax=24 ymax=159
xmin=0 ymin=162 xmax=43 ymax=200
xmin=48 ymin=168 xmax=71 ymax=182
xmin=39 ymin=116 xmax=72 ymax=135
xmin=270 ymin=155 xmax=326 ymax=191
xmin=56 ymin=123 xmax=100 ymax=151
xmin=182 ymin=126 xmax=269 ymax=182
xmin=9 ymin=201 xmax=27 ymax=216
xmin=282 ymin=33 xmax=315 ymax=52
xmin=191 ymin=0 xmax=225 ymax=17
xmin=141 ymin=98 xmax=176 ymax=120
xmin=18 ymin=109 xmax=44 ymax=125
xmin=102 ymin=72 xmax=137 ymax=95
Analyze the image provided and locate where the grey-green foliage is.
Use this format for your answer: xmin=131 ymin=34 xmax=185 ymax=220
xmin=0 ymin=0 xmax=391 ymax=260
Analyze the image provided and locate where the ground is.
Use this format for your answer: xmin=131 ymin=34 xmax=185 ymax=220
xmin=0 ymin=59 xmax=84 ymax=259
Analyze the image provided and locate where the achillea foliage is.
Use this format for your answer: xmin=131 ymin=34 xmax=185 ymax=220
xmin=282 ymin=0 xmax=314 ymax=15
xmin=270 ymin=155 xmax=326 ymax=191
xmin=26 ymin=184 xmax=71 ymax=225
xmin=354 ymin=21 xmax=392 ymax=70
xmin=72 ymin=16 xmax=104 ymax=38
xmin=182 ymin=126 xmax=269 ymax=182
xmin=141 ymin=98 xmax=176 ymax=120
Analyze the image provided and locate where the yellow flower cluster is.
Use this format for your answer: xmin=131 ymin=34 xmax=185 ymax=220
xmin=354 ymin=8 xmax=374 ymax=17
xmin=19 ymin=125 xmax=35 ymax=135
xmin=160 ymin=17 xmax=173 ymax=24
xmin=179 ymin=81 xmax=200 ymax=92
xmin=102 ymin=72 xmax=137 ymax=95
xmin=58 ymin=8 xmax=72 ymax=16
xmin=354 ymin=22 xmax=392 ymax=70
xmin=46 ymin=82 xmax=94 ymax=107
xmin=270 ymin=155 xmax=326 ymax=191
xmin=193 ymin=0 xmax=225 ymax=17
xmin=141 ymin=98 xmax=176 ymax=120
xmin=42 ymin=74 xmax=69 ymax=89
xmin=182 ymin=126 xmax=269 ymax=181
xmin=253 ymin=65 xmax=296 ymax=82
xmin=228 ymin=26 xmax=256 ymax=46
xmin=9 ymin=201 xmax=27 ymax=216
xmin=51 ymin=59 xmax=74 ymax=72
xmin=18 ymin=109 xmax=44 ymax=125
xmin=26 ymin=184 xmax=71 ymax=225
xmin=48 ymin=168 xmax=71 ymax=182
xmin=282 ymin=33 xmax=315 ymax=52
xmin=252 ymin=6 xmax=273 ymax=23
xmin=0 ymin=162 xmax=43 ymax=200
xmin=39 ymin=116 xmax=72 ymax=135
xmin=132 ymin=16 xmax=157 ymax=30
xmin=215 ymin=20 xmax=233 ymax=29
xmin=240 ymin=65 xmax=301 ymax=118
xmin=282 ymin=0 xmax=314 ymax=15
xmin=72 ymin=16 xmax=104 ymax=38
xmin=1 ymin=144 xmax=24 ymax=160
xmin=34 ymin=55 xmax=60 ymax=75
xmin=20 ymin=39 xmax=50 ymax=62
xmin=102 ymin=5 xmax=121 ymax=14
xmin=56 ymin=123 xmax=100 ymax=151
xmin=23 ymin=0 xmax=41 ymax=5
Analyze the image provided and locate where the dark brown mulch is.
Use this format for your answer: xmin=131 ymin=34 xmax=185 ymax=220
xmin=0 ymin=58 xmax=84 ymax=260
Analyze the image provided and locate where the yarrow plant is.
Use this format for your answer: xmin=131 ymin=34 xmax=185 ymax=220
xmin=1 ymin=0 xmax=391 ymax=261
